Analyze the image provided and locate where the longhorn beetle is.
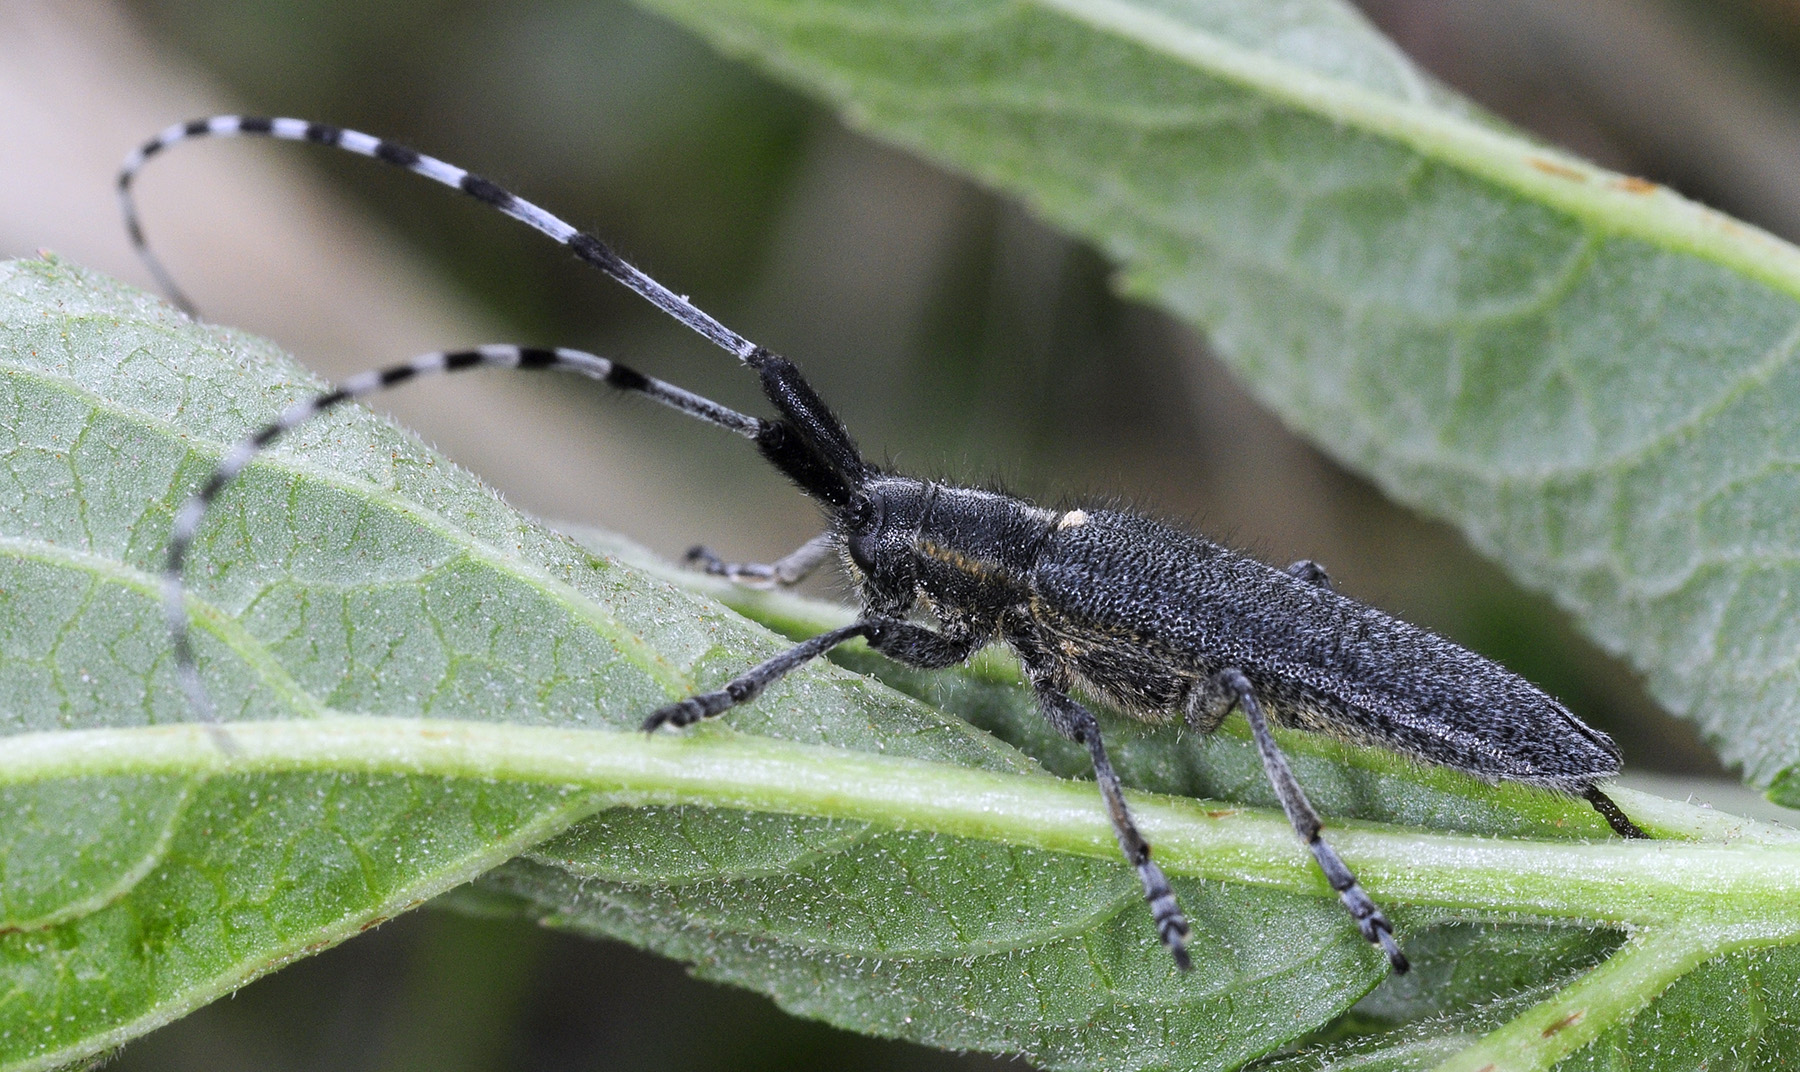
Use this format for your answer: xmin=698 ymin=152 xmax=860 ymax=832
xmin=124 ymin=115 xmax=1650 ymax=976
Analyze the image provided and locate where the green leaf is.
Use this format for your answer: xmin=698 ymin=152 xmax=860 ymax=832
xmin=9 ymin=257 xmax=1800 ymax=1071
xmin=0 ymin=256 xmax=1020 ymax=1069
xmin=624 ymin=0 xmax=1800 ymax=799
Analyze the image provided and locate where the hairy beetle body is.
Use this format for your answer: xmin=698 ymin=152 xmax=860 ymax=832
xmin=1025 ymin=509 xmax=1622 ymax=791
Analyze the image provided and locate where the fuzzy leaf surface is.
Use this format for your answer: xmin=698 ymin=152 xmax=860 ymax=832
xmin=13 ymin=260 xmax=1800 ymax=1071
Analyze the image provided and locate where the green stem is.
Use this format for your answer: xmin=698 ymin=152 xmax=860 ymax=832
xmin=10 ymin=718 xmax=1800 ymax=930
xmin=1436 ymin=924 xmax=1768 ymax=1072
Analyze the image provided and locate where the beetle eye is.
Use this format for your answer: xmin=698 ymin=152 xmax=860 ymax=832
xmin=845 ymin=496 xmax=875 ymax=528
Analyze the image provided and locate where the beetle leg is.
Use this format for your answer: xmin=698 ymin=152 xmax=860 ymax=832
xmin=1584 ymin=785 xmax=1649 ymax=839
xmin=643 ymin=621 xmax=871 ymax=730
xmin=642 ymin=616 xmax=983 ymax=731
xmin=862 ymin=618 xmax=984 ymax=669
xmin=1213 ymin=667 xmax=1408 ymax=973
xmin=1034 ymin=684 xmax=1193 ymax=972
xmin=1284 ymin=559 xmax=1333 ymax=589
xmin=686 ymin=530 xmax=836 ymax=589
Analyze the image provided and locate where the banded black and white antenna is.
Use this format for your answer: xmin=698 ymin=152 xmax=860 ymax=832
xmin=122 ymin=117 xmax=793 ymax=726
xmin=119 ymin=115 xmax=760 ymax=360
xmin=155 ymin=343 xmax=769 ymax=724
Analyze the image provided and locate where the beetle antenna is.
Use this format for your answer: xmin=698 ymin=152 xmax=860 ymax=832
xmin=120 ymin=116 xmax=756 ymax=358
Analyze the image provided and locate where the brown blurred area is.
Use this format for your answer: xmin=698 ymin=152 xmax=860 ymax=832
xmin=4 ymin=0 xmax=1798 ymax=1068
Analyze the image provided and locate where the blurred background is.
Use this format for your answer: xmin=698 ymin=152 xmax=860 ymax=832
xmin=4 ymin=0 xmax=1798 ymax=1067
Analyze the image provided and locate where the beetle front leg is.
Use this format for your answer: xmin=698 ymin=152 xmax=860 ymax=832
xmin=686 ymin=530 xmax=836 ymax=588
xmin=1211 ymin=668 xmax=1408 ymax=973
xmin=640 ymin=616 xmax=980 ymax=732
xmin=642 ymin=621 xmax=871 ymax=730
xmin=862 ymin=618 xmax=984 ymax=669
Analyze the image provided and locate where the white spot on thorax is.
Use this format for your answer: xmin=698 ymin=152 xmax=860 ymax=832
xmin=1058 ymin=509 xmax=1089 ymax=530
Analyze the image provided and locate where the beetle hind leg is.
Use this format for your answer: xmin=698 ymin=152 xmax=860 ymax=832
xmin=1583 ymin=785 xmax=1649 ymax=839
xmin=1212 ymin=667 xmax=1409 ymax=973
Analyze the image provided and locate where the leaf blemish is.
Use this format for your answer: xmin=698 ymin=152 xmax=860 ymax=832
xmin=1527 ymin=157 xmax=1587 ymax=182
xmin=1541 ymin=1009 xmax=1584 ymax=1037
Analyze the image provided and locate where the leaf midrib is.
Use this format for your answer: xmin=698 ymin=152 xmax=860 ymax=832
xmin=10 ymin=717 xmax=1800 ymax=928
xmin=1027 ymin=0 xmax=1800 ymax=300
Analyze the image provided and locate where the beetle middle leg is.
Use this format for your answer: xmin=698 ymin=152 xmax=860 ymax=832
xmin=1208 ymin=667 xmax=1408 ymax=972
xmin=1033 ymin=683 xmax=1193 ymax=971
